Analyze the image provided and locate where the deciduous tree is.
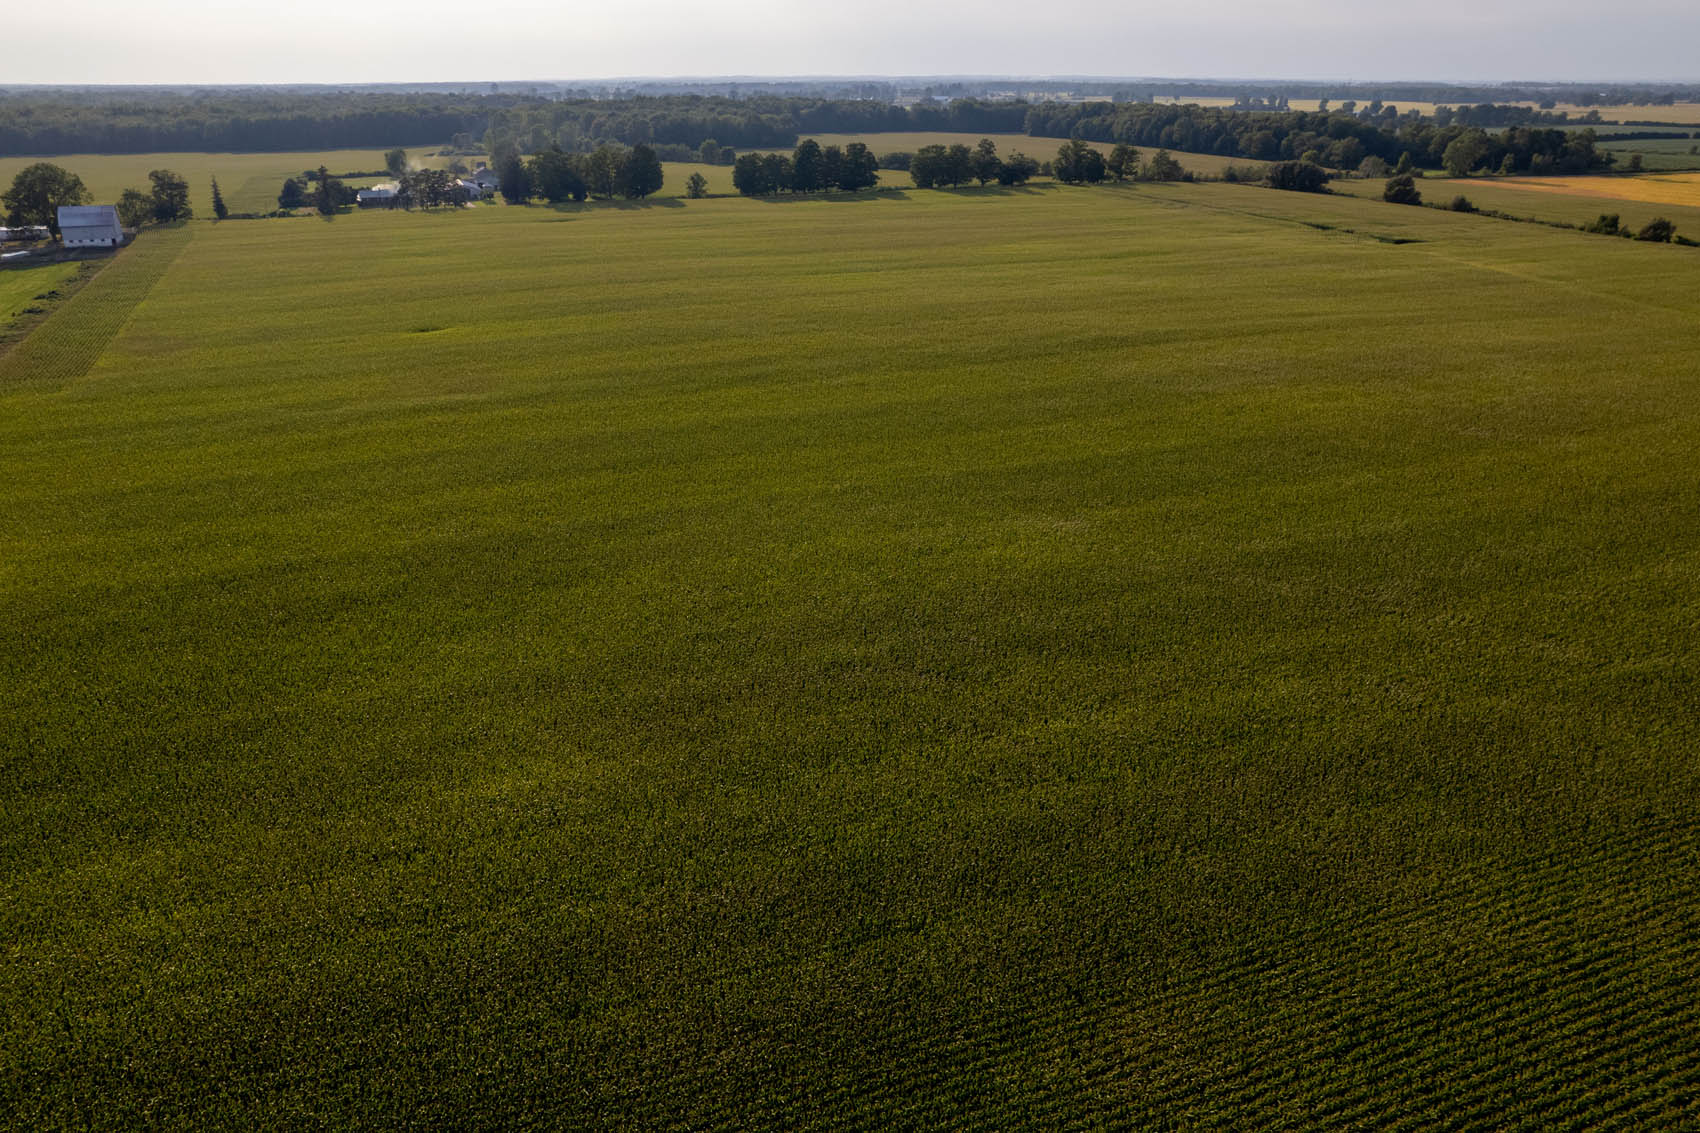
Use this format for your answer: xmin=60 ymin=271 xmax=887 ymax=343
xmin=2 ymin=162 xmax=90 ymax=234
xmin=116 ymin=188 xmax=152 ymax=228
xmin=148 ymin=169 xmax=193 ymax=221
xmin=617 ymin=144 xmax=664 ymax=199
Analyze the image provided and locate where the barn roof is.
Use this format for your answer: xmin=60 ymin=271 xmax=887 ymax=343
xmin=58 ymin=205 xmax=121 ymax=226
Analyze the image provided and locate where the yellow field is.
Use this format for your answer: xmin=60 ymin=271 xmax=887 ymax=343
xmin=1496 ymin=172 xmax=1700 ymax=209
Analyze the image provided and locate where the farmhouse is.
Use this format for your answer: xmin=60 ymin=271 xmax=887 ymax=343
xmin=469 ymin=165 xmax=501 ymax=193
xmin=457 ymin=178 xmax=486 ymax=200
xmin=57 ymin=206 xmax=123 ymax=248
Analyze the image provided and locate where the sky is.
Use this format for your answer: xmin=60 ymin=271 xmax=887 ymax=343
xmin=7 ymin=0 xmax=1699 ymax=85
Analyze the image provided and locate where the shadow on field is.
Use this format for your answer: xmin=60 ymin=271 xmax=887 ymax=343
xmin=534 ymin=199 xmax=686 ymax=216
xmin=751 ymin=189 xmax=910 ymax=204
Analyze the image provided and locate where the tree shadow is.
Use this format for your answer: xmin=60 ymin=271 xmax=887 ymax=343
xmin=750 ymin=189 xmax=910 ymax=204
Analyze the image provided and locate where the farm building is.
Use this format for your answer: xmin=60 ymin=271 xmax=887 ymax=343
xmin=57 ymin=206 xmax=123 ymax=248
xmin=469 ymin=165 xmax=501 ymax=193
xmin=457 ymin=178 xmax=485 ymax=200
xmin=357 ymin=184 xmax=400 ymax=207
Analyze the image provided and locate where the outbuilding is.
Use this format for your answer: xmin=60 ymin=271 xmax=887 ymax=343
xmin=57 ymin=205 xmax=123 ymax=248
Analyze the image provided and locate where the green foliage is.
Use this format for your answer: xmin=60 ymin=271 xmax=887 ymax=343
xmin=278 ymin=177 xmax=306 ymax=210
xmin=617 ymin=145 xmax=665 ymax=200
xmin=1442 ymin=131 xmax=1490 ymax=177
xmin=1054 ymin=139 xmax=1106 ymax=184
xmin=910 ymin=144 xmax=975 ymax=189
xmin=147 ymin=169 xmax=193 ymax=222
xmin=1266 ymin=161 xmax=1330 ymax=192
xmin=1106 ymin=143 xmax=1141 ymax=181
xmin=529 ymin=148 xmax=588 ymax=203
xmin=1449 ymin=194 xmax=1476 ymax=212
xmin=684 ymin=172 xmax=709 ymax=199
xmin=791 ymin=138 xmax=825 ymax=192
xmin=385 ymin=147 xmax=409 ymax=177
xmin=995 ymin=152 xmax=1039 ymax=186
xmin=497 ymin=154 xmax=531 ymax=204
xmin=837 ymin=143 xmax=880 ymax=191
xmin=3 ymin=162 xmax=90 ymax=233
xmin=210 ymin=176 xmax=228 ymax=221
xmin=1635 ymin=216 xmax=1675 ymax=242
xmin=1384 ymin=173 xmax=1423 ymax=205
xmin=1586 ymin=212 xmax=1623 ymax=235
xmin=115 ymin=187 xmax=152 ymax=228
xmin=1141 ymin=149 xmax=1185 ymax=182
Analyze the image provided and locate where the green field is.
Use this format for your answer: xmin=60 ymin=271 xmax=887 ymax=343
xmin=0 ymin=260 xmax=81 ymax=326
xmin=4 ymin=183 xmax=1700 ymax=1126
xmin=0 ymin=148 xmax=445 ymax=216
xmin=1599 ymin=137 xmax=1700 ymax=172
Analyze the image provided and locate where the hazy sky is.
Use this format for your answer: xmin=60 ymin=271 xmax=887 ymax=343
xmin=8 ymin=0 xmax=1698 ymax=85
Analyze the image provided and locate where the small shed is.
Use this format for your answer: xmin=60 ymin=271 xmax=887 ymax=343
xmin=58 ymin=205 xmax=123 ymax=248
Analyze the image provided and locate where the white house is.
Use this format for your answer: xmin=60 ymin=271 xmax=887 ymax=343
xmin=57 ymin=205 xmax=123 ymax=248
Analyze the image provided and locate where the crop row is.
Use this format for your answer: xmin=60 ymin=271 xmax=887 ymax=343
xmin=0 ymin=227 xmax=194 ymax=390
xmin=610 ymin=818 xmax=1700 ymax=1128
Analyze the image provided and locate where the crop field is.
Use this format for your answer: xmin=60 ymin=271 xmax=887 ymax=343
xmin=0 ymin=260 xmax=82 ymax=328
xmin=0 ymin=148 xmax=444 ymax=216
xmin=4 ymin=183 xmax=1700 ymax=1126
xmin=1328 ymin=173 xmax=1700 ymax=235
xmin=1597 ymin=138 xmax=1700 ymax=173
xmin=1495 ymin=171 xmax=1700 ymax=209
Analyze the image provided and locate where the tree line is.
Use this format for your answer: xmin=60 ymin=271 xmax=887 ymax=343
xmin=1018 ymin=103 xmax=1613 ymax=174
xmin=3 ymin=163 xmax=196 ymax=234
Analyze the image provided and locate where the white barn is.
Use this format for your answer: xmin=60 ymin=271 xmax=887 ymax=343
xmin=58 ymin=206 xmax=123 ymax=248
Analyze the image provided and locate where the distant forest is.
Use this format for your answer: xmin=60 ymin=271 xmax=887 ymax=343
xmin=0 ymin=90 xmax=1620 ymax=174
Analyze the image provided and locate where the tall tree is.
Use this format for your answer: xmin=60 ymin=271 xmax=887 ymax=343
xmin=1054 ymin=139 xmax=1092 ymax=184
xmin=583 ymin=145 xmax=626 ymax=199
xmin=971 ymin=138 xmax=1001 ymax=185
xmin=732 ymin=153 xmax=770 ymax=196
xmin=497 ymin=153 xmax=530 ymax=203
xmin=313 ymin=166 xmax=339 ymax=215
xmin=791 ymin=138 xmax=824 ymax=192
xmin=384 ymin=147 xmax=409 ymax=177
xmin=2 ymin=162 xmax=90 ymax=235
xmin=529 ymin=148 xmax=587 ymax=202
xmin=617 ymin=144 xmax=664 ymax=199
xmin=210 ymin=176 xmax=228 ymax=220
xmin=116 ymin=188 xmax=152 ymax=229
xmin=278 ymin=177 xmax=306 ymax=210
xmin=684 ymin=172 xmax=709 ymax=199
xmin=820 ymin=145 xmax=845 ymax=192
xmin=148 ymin=169 xmax=193 ymax=221
xmin=1106 ymin=144 xmax=1141 ymax=181
xmin=838 ymin=143 xmax=880 ymax=191
xmin=943 ymin=144 xmax=975 ymax=187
